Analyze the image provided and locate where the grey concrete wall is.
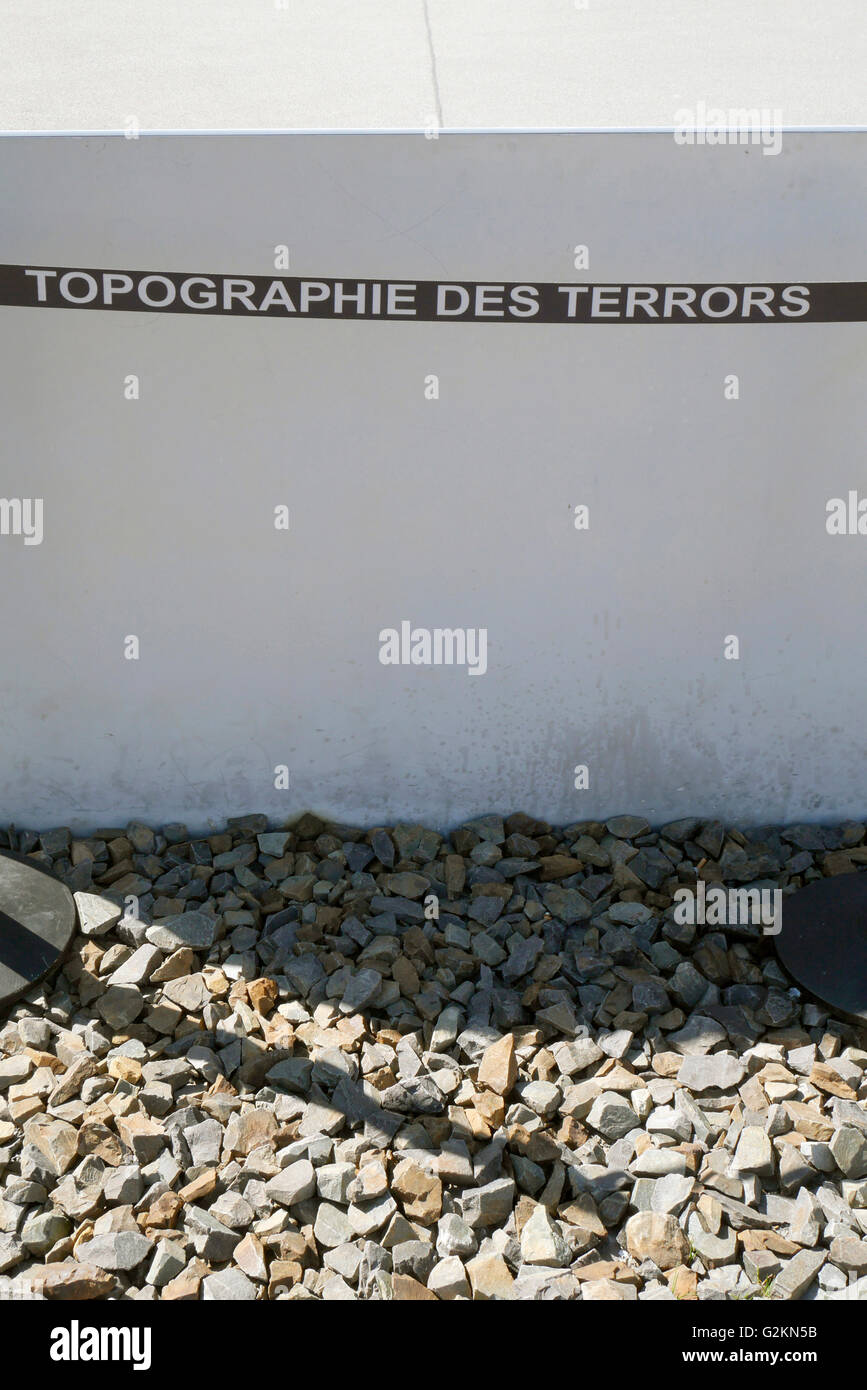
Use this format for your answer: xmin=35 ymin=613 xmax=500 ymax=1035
xmin=0 ymin=132 xmax=864 ymax=830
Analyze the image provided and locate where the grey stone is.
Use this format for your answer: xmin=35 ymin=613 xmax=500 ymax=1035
xmin=109 ymin=944 xmax=163 ymax=986
xmin=209 ymin=1192 xmax=255 ymax=1229
xmin=340 ymin=968 xmax=383 ymax=1013
xmin=436 ymin=1213 xmax=477 ymax=1258
xmin=203 ymin=1267 xmax=258 ymax=1301
xmin=520 ymin=1205 xmax=570 ymax=1267
xmin=677 ymin=1054 xmax=746 ymax=1092
xmin=772 ymin=1249 xmax=826 ymax=1300
xmin=831 ymin=1128 xmax=867 ymax=1179
xmin=0 ymin=1055 xmax=33 ymax=1089
xmin=828 ymin=1237 xmax=867 ymax=1274
xmin=392 ymin=1239 xmax=437 ymax=1281
xmin=606 ymin=817 xmax=650 ymax=839
xmin=732 ymin=1126 xmax=776 ymax=1177
xmin=554 ymin=1038 xmax=604 ymax=1076
xmin=519 ymin=1080 xmax=561 ymax=1117
xmin=74 ymin=892 xmax=122 ymax=937
xmin=147 ymin=1238 xmax=187 ymax=1288
xmin=468 ymin=897 xmax=505 ymax=927
xmin=630 ymin=1149 xmax=688 ymax=1178
xmin=103 ymin=1166 xmax=143 ymax=1205
xmin=314 ymin=1202 xmax=354 ymax=1248
xmin=78 ymin=1231 xmax=153 ymax=1272
xmin=668 ymin=1016 xmax=728 ymax=1055
xmin=0 ymin=1235 xmax=23 ymax=1274
xmin=96 ymin=986 xmax=144 ymax=1029
xmin=267 ymin=1057 xmax=313 ymax=1093
xmin=184 ymin=1206 xmax=241 ymax=1262
xmin=743 ymin=1248 xmax=782 ymax=1285
xmin=460 ymin=1179 xmax=516 ymax=1229
xmin=789 ymin=1189 xmax=824 ymax=1247
xmin=146 ymin=911 xmax=217 ymax=953
xmin=650 ymin=1174 xmax=695 ymax=1216
xmin=21 ymin=1210 xmax=71 ymax=1254
xmin=316 ymin=1162 xmax=355 ymax=1204
xmin=379 ymin=1077 xmax=444 ymax=1115
xmin=428 ymin=1256 xmax=470 ymax=1299
xmin=586 ymin=1093 xmax=639 ymax=1141
xmin=266 ymin=1159 xmax=316 ymax=1207
xmin=184 ymin=1118 xmax=223 ymax=1168
xmin=321 ymin=1274 xmax=357 ymax=1300
xmin=691 ymin=1226 xmax=738 ymax=1268
xmin=540 ymin=887 xmax=592 ymax=926
xmin=284 ymin=955 xmax=326 ymax=997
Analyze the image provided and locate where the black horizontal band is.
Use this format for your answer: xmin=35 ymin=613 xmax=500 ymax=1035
xmin=2 ymin=265 xmax=865 ymax=322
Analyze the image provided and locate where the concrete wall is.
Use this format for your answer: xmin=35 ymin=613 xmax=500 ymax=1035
xmin=2 ymin=0 xmax=866 ymax=132
xmin=0 ymin=132 xmax=864 ymax=830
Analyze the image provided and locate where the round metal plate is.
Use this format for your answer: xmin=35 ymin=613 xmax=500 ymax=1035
xmin=0 ymin=850 xmax=77 ymax=1011
xmin=775 ymin=871 xmax=867 ymax=1023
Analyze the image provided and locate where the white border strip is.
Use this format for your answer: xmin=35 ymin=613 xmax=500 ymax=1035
xmin=1 ymin=125 xmax=867 ymax=138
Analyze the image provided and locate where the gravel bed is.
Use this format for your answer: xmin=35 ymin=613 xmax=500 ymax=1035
xmin=0 ymin=812 xmax=866 ymax=1301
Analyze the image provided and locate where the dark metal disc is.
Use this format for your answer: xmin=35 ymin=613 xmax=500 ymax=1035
xmin=775 ymin=871 xmax=867 ymax=1023
xmin=0 ymin=850 xmax=77 ymax=1011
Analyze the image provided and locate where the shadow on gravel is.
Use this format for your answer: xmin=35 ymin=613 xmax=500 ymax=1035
xmin=1 ymin=812 xmax=866 ymax=1299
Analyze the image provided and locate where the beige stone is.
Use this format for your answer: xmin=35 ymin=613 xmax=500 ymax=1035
xmin=35 ymin=1261 xmax=115 ymax=1300
xmin=784 ymin=1101 xmax=833 ymax=1141
xmin=573 ymin=1260 xmax=639 ymax=1284
xmin=582 ymin=1278 xmax=637 ymax=1300
xmin=738 ymin=1230 xmax=800 ymax=1256
xmin=150 ymin=947 xmax=196 ymax=982
xmin=162 ymin=1271 xmax=203 ymax=1300
xmin=477 ymin=1033 xmax=517 ymax=1097
xmin=474 ymin=1089 xmax=506 ymax=1127
xmin=48 ymin=1053 xmax=102 ymax=1106
xmin=392 ymin=1273 xmax=438 ymax=1300
xmin=665 ymin=1264 xmax=699 ymax=1300
xmin=652 ymin=1052 xmax=683 ymax=1077
xmin=559 ymin=1194 xmax=607 ymax=1244
xmin=557 ymin=1116 xmax=588 ymax=1148
xmin=624 ymin=1211 xmax=689 ymax=1271
xmin=391 ymin=1158 xmax=443 ymax=1225
xmin=466 ymin=1252 xmax=516 ymax=1300
xmin=108 ymin=1056 xmax=141 ymax=1084
xmin=140 ymin=1191 xmax=182 ymax=1230
xmin=229 ymin=1107 xmax=278 ymax=1155
xmin=809 ymin=1061 xmax=857 ymax=1100
xmin=234 ymin=1232 xmax=268 ymax=1282
xmin=116 ymin=1112 xmax=168 ymax=1163
xmin=180 ymin=1169 xmax=218 ymax=1203
xmin=24 ymin=1115 xmax=79 ymax=1175
xmin=77 ymin=1122 xmax=125 ymax=1166
xmin=539 ymin=855 xmax=582 ymax=880
xmin=248 ymin=977 xmax=279 ymax=1015
xmin=9 ymin=1095 xmax=43 ymax=1124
